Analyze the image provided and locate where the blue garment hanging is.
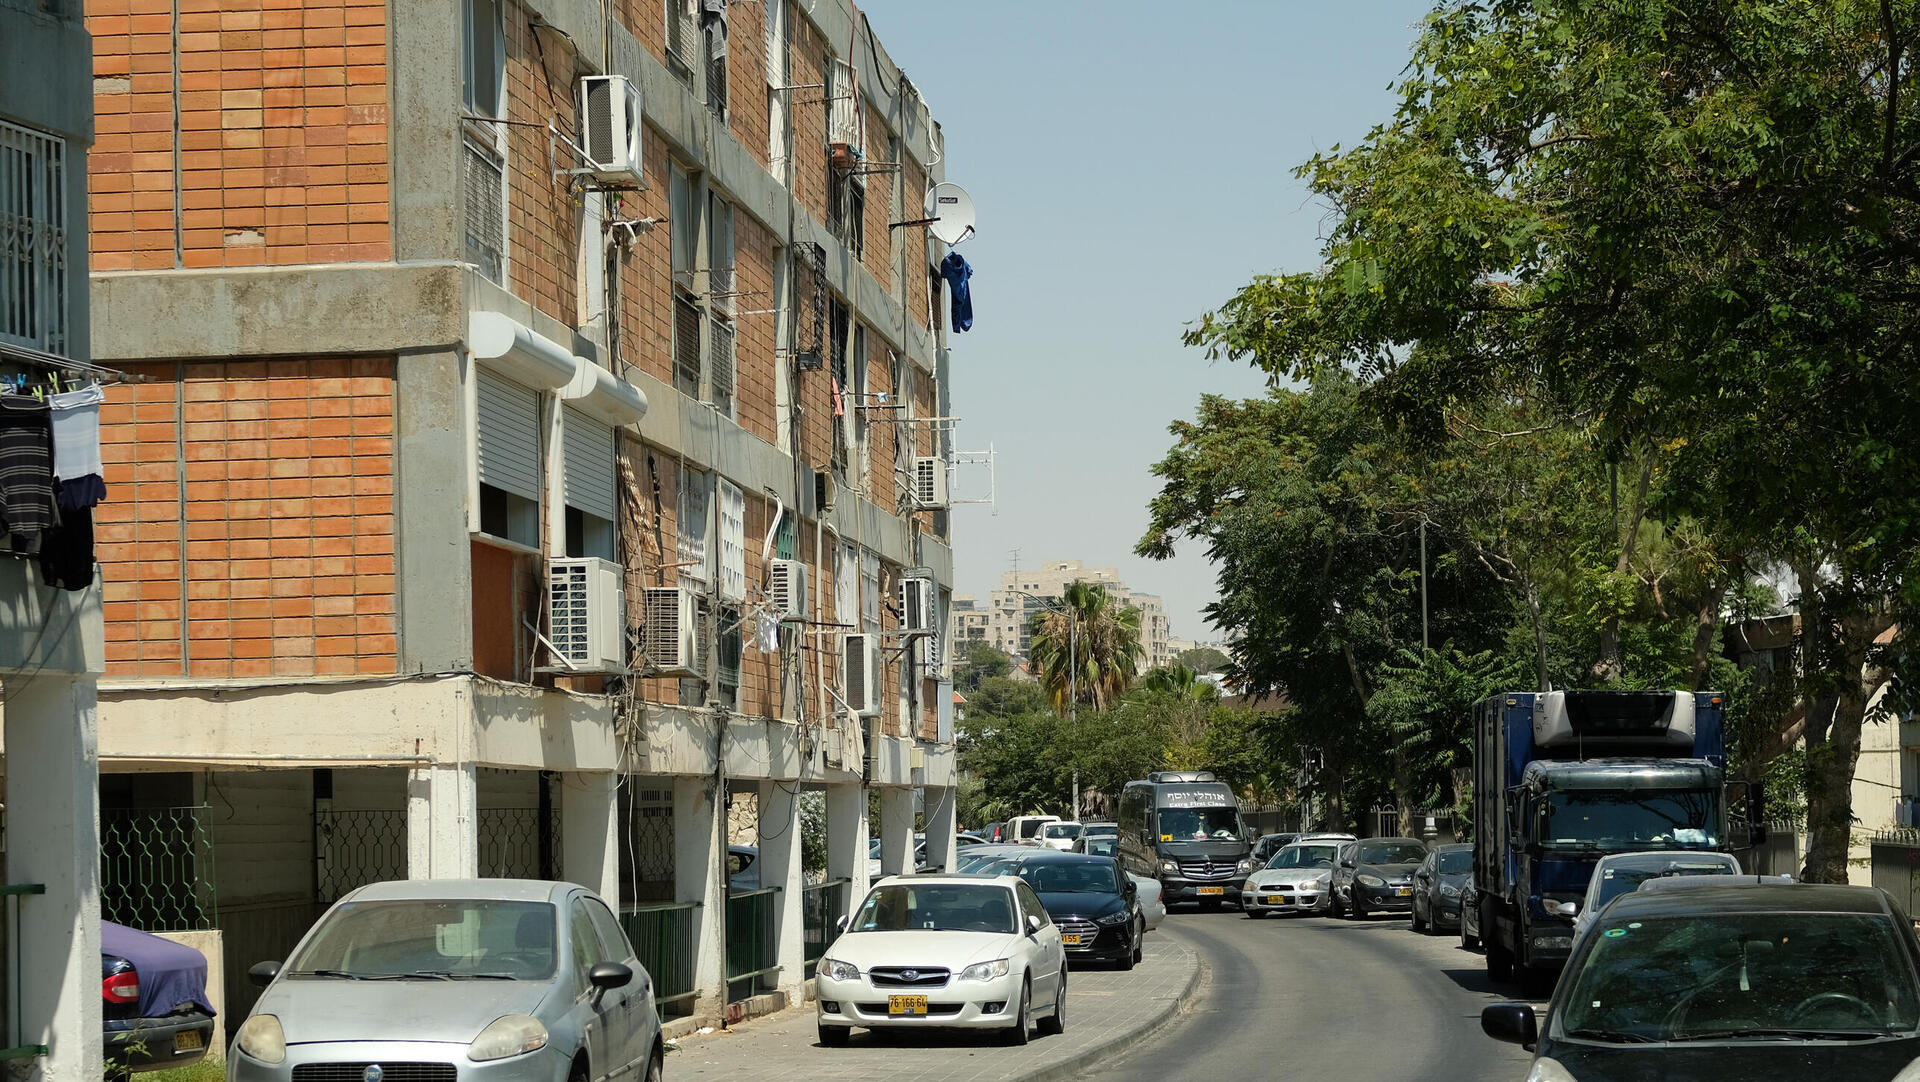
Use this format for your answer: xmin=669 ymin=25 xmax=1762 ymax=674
xmin=939 ymin=251 xmax=974 ymax=332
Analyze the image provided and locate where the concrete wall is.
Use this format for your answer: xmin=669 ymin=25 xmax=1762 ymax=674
xmin=156 ymin=930 xmax=227 ymax=1057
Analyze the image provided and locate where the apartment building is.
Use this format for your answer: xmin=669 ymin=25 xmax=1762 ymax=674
xmin=80 ymin=0 xmax=961 ymax=1022
xmin=1 ymin=2 xmax=109 ymax=1078
xmin=988 ymin=560 xmax=1175 ymax=669
xmin=951 ymin=592 xmax=988 ymax=645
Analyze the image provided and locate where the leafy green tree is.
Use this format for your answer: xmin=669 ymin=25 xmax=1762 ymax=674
xmin=1027 ymin=582 xmax=1145 ymax=713
xmin=953 ymin=642 xmax=1011 ymax=693
xmin=962 ymin=675 xmax=1047 ymax=720
xmin=1174 ymin=647 xmax=1232 ymax=675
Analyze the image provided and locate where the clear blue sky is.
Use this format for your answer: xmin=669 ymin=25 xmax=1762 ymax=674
xmin=860 ymin=0 xmax=1435 ymax=643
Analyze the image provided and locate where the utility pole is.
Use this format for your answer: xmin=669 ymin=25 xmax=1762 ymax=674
xmin=1419 ymin=518 xmax=1429 ymax=654
xmin=1069 ymin=617 xmax=1078 ymax=818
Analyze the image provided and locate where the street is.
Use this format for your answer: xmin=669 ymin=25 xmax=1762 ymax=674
xmin=1096 ymin=910 xmax=1533 ymax=1082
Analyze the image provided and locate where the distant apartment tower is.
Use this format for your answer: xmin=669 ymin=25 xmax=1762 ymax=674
xmin=988 ymin=560 xmax=1174 ymax=669
xmin=951 ymin=593 xmax=990 ymax=645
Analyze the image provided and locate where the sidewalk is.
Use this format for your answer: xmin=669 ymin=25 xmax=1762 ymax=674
xmin=663 ymin=936 xmax=1200 ymax=1082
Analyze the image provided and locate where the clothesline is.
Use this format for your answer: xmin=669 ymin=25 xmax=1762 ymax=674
xmin=0 ymin=341 xmax=154 ymax=385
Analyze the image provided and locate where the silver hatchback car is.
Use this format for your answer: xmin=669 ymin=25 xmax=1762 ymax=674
xmin=229 ymin=879 xmax=661 ymax=1082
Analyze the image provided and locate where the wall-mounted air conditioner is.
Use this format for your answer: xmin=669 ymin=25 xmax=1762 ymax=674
xmin=548 ymin=557 xmax=626 ymax=673
xmin=912 ymin=456 xmax=948 ymax=509
xmin=769 ymin=559 xmax=809 ymax=622
xmin=840 ymin=632 xmax=882 ymax=717
xmin=643 ymin=586 xmax=699 ymax=676
xmin=813 ymin=468 xmax=836 ymax=514
xmin=898 ymin=575 xmax=934 ymax=636
xmin=580 ymin=75 xmax=645 ymax=187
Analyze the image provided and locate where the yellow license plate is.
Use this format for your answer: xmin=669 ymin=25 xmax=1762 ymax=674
xmin=1396 ymin=887 xmax=1413 ymax=897
xmin=1264 ymin=896 xmax=1288 ymax=905
xmin=173 ymin=1030 xmax=203 ymax=1053
xmin=1061 ymin=933 xmax=1082 ymax=945
xmin=888 ymin=995 xmax=929 ymax=1016
xmin=1198 ymin=886 xmax=1224 ymax=896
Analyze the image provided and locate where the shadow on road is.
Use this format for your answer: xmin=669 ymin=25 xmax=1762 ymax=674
xmin=1438 ymin=966 xmax=1511 ymax=996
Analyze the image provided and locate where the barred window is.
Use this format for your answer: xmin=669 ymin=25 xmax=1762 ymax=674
xmin=0 ymin=120 xmax=69 ymax=357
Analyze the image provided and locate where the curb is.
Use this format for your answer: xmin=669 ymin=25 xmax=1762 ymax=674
xmin=1007 ymin=941 xmax=1205 ymax=1082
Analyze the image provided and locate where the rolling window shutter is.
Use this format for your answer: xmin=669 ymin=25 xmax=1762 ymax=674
xmin=718 ymin=479 xmax=746 ymax=603
xmin=562 ymin=406 xmax=617 ymax=522
xmin=476 ymin=368 xmax=542 ymax=502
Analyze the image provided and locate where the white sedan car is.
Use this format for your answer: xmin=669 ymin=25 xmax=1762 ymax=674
xmin=816 ymin=877 xmax=1068 ymax=1047
xmin=1129 ymin=873 xmax=1166 ymax=931
xmin=1241 ymin=839 xmax=1344 ymax=917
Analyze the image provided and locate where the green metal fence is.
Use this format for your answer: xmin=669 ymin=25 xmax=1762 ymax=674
xmin=800 ymin=878 xmax=849 ymax=977
xmin=726 ymin=886 xmax=781 ymax=1002
xmin=622 ymin=901 xmax=699 ymax=1019
xmin=100 ymin=806 xmax=216 ymax=931
xmin=0 ymin=884 xmax=47 ymax=1062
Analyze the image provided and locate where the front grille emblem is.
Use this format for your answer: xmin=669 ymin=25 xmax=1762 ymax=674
xmin=902 ymin=969 xmax=919 ymax=981
xmin=364 ymin=1067 xmax=383 ymax=1082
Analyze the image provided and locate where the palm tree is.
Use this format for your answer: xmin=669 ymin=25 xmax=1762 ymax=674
xmin=1026 ymin=582 xmax=1144 ymax=713
xmin=1138 ymin=663 xmax=1218 ymax=702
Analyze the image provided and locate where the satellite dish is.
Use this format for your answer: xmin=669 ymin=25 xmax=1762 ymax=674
xmin=924 ymin=183 xmax=976 ymax=245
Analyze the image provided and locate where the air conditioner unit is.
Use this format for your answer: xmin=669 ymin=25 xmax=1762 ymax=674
xmin=898 ymin=575 xmax=934 ymax=636
xmin=840 ymin=632 xmax=883 ymax=717
xmin=548 ymin=557 xmax=626 ymax=673
xmin=813 ymin=468 xmax=836 ymax=514
xmin=580 ymin=75 xmax=645 ymax=187
xmin=912 ymin=456 xmax=949 ymax=509
xmin=769 ymin=559 xmax=809 ymax=622
xmin=642 ymin=586 xmax=699 ymax=676
xmin=920 ymin=630 xmax=942 ymax=671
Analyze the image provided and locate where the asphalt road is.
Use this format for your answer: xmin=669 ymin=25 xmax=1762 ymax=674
xmin=1094 ymin=906 xmax=1537 ymax=1082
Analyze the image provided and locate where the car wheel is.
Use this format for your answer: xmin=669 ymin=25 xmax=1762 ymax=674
xmin=1132 ymin=920 xmax=1145 ymax=964
xmin=1486 ymin=938 xmax=1513 ymax=982
xmin=644 ymin=1044 xmax=664 ymax=1082
xmin=1246 ymin=907 xmax=1266 ymax=920
xmin=1349 ymin=893 xmax=1367 ymax=921
xmin=1037 ymin=969 xmax=1067 ymax=1036
xmin=1411 ymin=900 xmax=1426 ymax=933
xmin=1461 ymin=919 xmax=1481 ymax=949
xmin=1001 ymin=978 xmax=1032 ymax=1045
xmin=819 ymin=1022 xmax=850 ymax=1047
xmin=569 ymin=1057 xmax=590 ymax=1082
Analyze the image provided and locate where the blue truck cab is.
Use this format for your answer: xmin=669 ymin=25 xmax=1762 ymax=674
xmin=1472 ymin=690 xmax=1727 ymax=993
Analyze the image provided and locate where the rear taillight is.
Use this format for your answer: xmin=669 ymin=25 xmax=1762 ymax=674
xmin=103 ymin=971 xmax=139 ymax=1003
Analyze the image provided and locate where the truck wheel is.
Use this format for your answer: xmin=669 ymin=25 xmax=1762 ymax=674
xmin=1520 ymin=962 xmax=1555 ymax=998
xmin=1486 ymin=938 xmax=1513 ymax=982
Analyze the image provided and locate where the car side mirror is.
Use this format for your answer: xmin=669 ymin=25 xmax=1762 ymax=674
xmin=1340 ymin=858 xmax=1354 ymax=869
xmin=1481 ymin=1003 xmax=1538 ymax=1049
xmin=835 ymin=915 xmax=849 ymax=932
xmin=248 ymin=961 xmax=282 ymax=987
xmin=1026 ymin=914 xmax=1042 ymax=935
xmin=590 ymin=962 xmax=634 ymax=990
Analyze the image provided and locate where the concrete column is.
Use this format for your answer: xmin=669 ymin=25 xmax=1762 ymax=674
xmin=758 ymin=781 xmax=806 ymax=1000
xmin=878 ymin=787 xmax=915 ymax=876
xmin=561 ymin=772 xmax=620 ymax=902
xmin=826 ymin=782 xmax=870 ymax=915
xmin=922 ymin=785 xmax=957 ymax=873
xmin=673 ymin=776 xmax=725 ymax=1011
xmin=5 ymin=673 xmax=101 ymax=1082
xmin=407 ymin=763 xmax=478 ymax=878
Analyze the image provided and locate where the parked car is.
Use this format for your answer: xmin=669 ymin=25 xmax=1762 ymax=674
xmin=1482 ymin=881 xmax=1920 ymax=1080
xmin=1331 ymin=837 xmax=1428 ymax=919
xmin=1130 ymin=873 xmax=1166 ymax=931
xmin=1071 ymin=834 xmax=1119 ymax=859
xmin=1039 ymin=821 xmax=1083 ymax=851
xmin=994 ymin=850 xmax=1146 ymax=970
xmin=1249 ymin=832 xmax=1302 ymax=865
xmin=981 ymin=821 xmax=1008 ymax=843
xmin=1079 ymin=821 xmax=1119 ymax=839
xmin=1570 ymin=850 xmax=1743 ymax=942
xmin=230 ymin=879 xmax=662 ymax=1082
xmin=815 ymin=876 xmax=1067 ymax=1047
xmin=1410 ymin=842 xmax=1473 ymax=934
xmin=1241 ymin=838 xmax=1344 ymax=917
xmin=1461 ymin=878 xmax=1483 ymax=949
xmin=955 ymin=844 xmax=1036 ymax=873
xmin=728 ymin=844 xmax=760 ymax=891
xmin=1006 ymin=814 xmax=1062 ymax=845
xmin=102 ymin=921 xmax=216 ymax=1080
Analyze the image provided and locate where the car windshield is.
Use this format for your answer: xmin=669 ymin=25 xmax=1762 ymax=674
xmin=1017 ymin=819 xmax=1052 ymax=839
xmin=969 ymin=857 xmax=1021 ymax=876
xmin=850 ymin=884 xmax=1017 ymax=934
xmin=1157 ymin=807 xmax=1242 ymax=840
xmin=1082 ymin=838 xmax=1118 ymax=858
xmin=1083 ymin=824 xmax=1118 ymax=837
xmin=1359 ymin=841 xmax=1428 ymax=865
xmin=1268 ymin=843 xmax=1339 ymax=870
xmin=1592 ymin=860 xmax=1738 ymax=910
xmin=1017 ymin=861 xmax=1120 ymax=895
xmin=1559 ymin=911 xmax=1920 ymax=1041
xmin=1438 ymin=849 xmax=1472 ymax=875
xmin=1544 ymin=789 xmax=1720 ymax=848
xmin=1044 ymin=823 xmax=1081 ymax=839
xmin=288 ymin=899 xmax=557 ymax=980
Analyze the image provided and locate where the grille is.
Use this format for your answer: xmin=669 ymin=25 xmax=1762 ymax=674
xmin=674 ymin=294 xmax=702 ymax=397
xmin=708 ymin=315 xmax=735 ymax=415
xmin=293 ymin=1065 xmax=454 ymax=1082
xmin=858 ymin=1002 xmax=961 ymax=1017
xmin=868 ymin=966 xmax=950 ymax=988
xmin=462 ymin=141 xmax=504 ymax=283
xmin=584 ymin=78 xmax=613 ymax=163
xmin=1055 ymin=918 xmax=1097 ymax=939
xmin=1177 ymin=859 xmax=1235 ymax=882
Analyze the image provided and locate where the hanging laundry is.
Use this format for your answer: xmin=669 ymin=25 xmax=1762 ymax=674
xmin=754 ymin=611 xmax=780 ymax=654
xmin=38 ymin=501 xmax=94 ymax=591
xmin=0 ymin=394 xmax=56 ymax=551
xmin=49 ymin=382 xmax=106 ymax=511
xmin=829 ymin=369 xmax=846 ymax=417
xmin=939 ymin=250 xmax=974 ymax=332
xmin=699 ymin=0 xmax=728 ymax=59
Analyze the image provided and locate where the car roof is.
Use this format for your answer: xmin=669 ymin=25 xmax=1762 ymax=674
xmin=1005 ymin=849 xmax=1113 ymax=865
xmin=1433 ymin=842 xmax=1472 ymax=853
xmin=1592 ymin=850 xmax=1739 ymax=873
xmin=1298 ymin=832 xmax=1356 ymax=841
xmin=1600 ymin=881 xmax=1889 ymax=919
xmin=1081 ymin=821 xmax=1117 ymax=828
xmin=345 ymin=878 xmax=570 ymax=903
xmin=1359 ymin=837 xmax=1427 ymax=846
xmin=873 ymin=875 xmax=1017 ymax=889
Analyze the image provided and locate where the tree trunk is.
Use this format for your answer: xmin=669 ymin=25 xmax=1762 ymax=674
xmin=1801 ymin=690 xmax=1866 ymax=883
xmin=1525 ymin=579 xmax=1551 ymax=692
xmin=1687 ymin=575 xmax=1730 ymax=691
xmin=1593 ymin=454 xmax=1656 ymax=685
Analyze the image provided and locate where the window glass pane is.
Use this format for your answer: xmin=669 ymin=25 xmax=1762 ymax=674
xmin=464 ymin=0 xmax=501 ymax=116
xmin=708 ymin=194 xmax=735 ymax=306
xmin=670 ymin=164 xmax=697 ymax=286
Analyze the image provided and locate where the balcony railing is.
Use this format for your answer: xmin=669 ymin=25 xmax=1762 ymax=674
xmin=621 ymin=901 xmax=699 ymax=1019
xmin=800 ymin=878 xmax=849 ymax=978
xmin=725 ymin=886 xmax=780 ymax=1002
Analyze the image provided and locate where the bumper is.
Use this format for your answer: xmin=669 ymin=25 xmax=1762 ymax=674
xmin=106 ymin=1011 xmax=215 ymax=1073
xmin=815 ymin=973 xmax=1022 ymax=1030
xmin=227 ymin=1039 xmax=571 ymax=1082
xmin=1242 ymin=885 xmax=1329 ymax=914
xmin=1355 ymin=886 xmax=1415 ymax=911
xmin=1063 ymin=926 xmax=1135 ymax=962
xmin=1162 ymin=880 xmax=1243 ymax=904
xmin=1428 ymin=897 xmax=1464 ymax=926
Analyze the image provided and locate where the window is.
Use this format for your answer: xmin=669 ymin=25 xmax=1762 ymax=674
xmin=568 ymin=898 xmax=601 ymax=990
xmin=707 ymin=194 xmax=735 ymax=312
xmin=0 ymin=121 xmax=68 ymax=356
xmin=715 ymin=603 xmax=742 ymax=709
xmin=705 ymin=19 xmax=728 ymax=119
xmin=677 ymin=464 xmax=711 ymax=587
xmin=462 ymin=0 xmax=504 ymax=117
xmin=562 ymin=407 xmax=616 ymax=560
xmin=475 ymin=369 xmax=541 ymax=548
xmin=581 ymin=898 xmax=632 ymax=964
xmin=670 ymin=163 xmax=698 ymax=292
xmin=852 ymin=324 xmax=869 ymax=487
xmin=717 ymin=478 xmax=746 ymax=603
xmin=861 ymin=551 xmax=880 ymax=634
xmin=835 ymin=540 xmax=857 ymax=626
xmin=663 ymin=0 xmax=696 ymax=82
xmin=829 ymin=300 xmax=850 ymax=477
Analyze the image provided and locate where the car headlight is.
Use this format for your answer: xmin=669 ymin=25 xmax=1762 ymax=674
xmin=1159 ymin=859 xmax=1179 ymax=876
xmin=468 ymin=1015 xmax=549 ymax=1062
xmin=820 ymin=958 xmax=861 ymax=982
xmin=1526 ymin=1057 xmax=1578 ymax=1082
xmin=1357 ymin=874 xmax=1385 ymax=888
xmin=1095 ymin=909 xmax=1131 ymax=926
xmin=958 ymin=959 xmax=1010 ymax=981
xmin=1543 ymin=898 xmax=1580 ymax=917
xmin=1236 ymin=859 xmax=1257 ymax=874
xmin=236 ymin=1014 xmax=286 ymax=1065
xmin=1440 ymin=882 xmax=1461 ymax=898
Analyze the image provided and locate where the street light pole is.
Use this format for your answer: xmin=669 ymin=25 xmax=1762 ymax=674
xmin=1069 ymin=617 xmax=1078 ymax=818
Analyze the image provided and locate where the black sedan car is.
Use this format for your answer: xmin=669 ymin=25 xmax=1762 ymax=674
xmin=101 ymin=920 xmax=216 ymax=1080
xmin=999 ymin=850 xmax=1145 ymax=970
xmin=1332 ymin=837 xmax=1429 ymax=919
xmin=1250 ymin=832 xmax=1301 ymax=865
xmin=1482 ymin=881 xmax=1920 ymax=1080
xmin=1411 ymin=842 xmax=1473 ymax=934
